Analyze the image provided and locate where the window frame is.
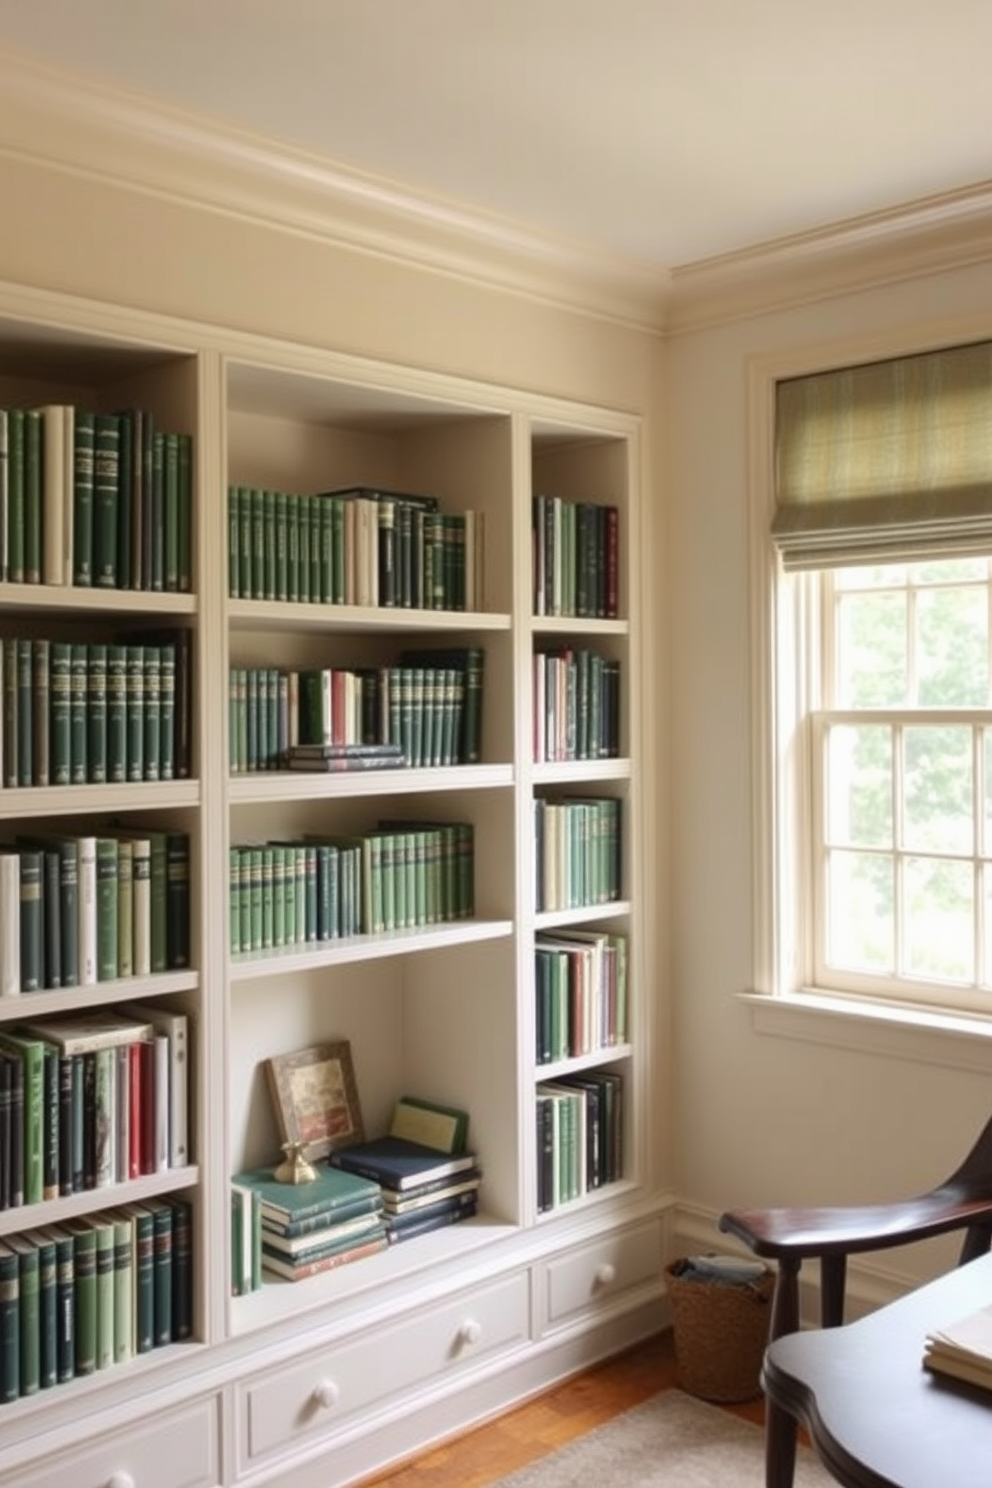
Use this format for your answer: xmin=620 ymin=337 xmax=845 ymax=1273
xmin=747 ymin=320 xmax=992 ymax=1041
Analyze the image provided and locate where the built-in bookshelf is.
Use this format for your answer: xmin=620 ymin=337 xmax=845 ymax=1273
xmin=0 ymin=302 xmax=654 ymax=1488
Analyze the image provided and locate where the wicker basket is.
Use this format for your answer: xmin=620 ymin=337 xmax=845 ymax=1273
xmin=664 ymin=1258 xmax=775 ymax=1402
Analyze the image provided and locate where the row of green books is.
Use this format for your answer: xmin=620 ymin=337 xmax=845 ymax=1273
xmin=533 ymin=796 xmax=622 ymax=913
xmin=229 ymin=821 xmax=475 ymax=953
xmin=229 ymin=646 xmax=483 ymax=772
xmin=536 ymin=1071 xmax=624 ymax=1213
xmin=0 ymin=405 xmax=193 ymax=593
xmin=228 ymin=484 xmax=486 ymax=612
xmin=535 ymin=930 xmax=629 ymax=1065
xmin=0 ymin=1004 xmax=189 ymax=1210
xmin=0 ymin=1194 xmax=191 ymax=1403
xmin=1 ymin=631 xmax=191 ymax=788
xmin=0 ymin=829 xmax=191 ymax=995
xmin=533 ymin=647 xmax=621 ymax=762
xmin=532 ymin=495 xmax=620 ymax=620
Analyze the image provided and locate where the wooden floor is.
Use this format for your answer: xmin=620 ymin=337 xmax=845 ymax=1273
xmin=359 ymin=1330 xmax=766 ymax=1488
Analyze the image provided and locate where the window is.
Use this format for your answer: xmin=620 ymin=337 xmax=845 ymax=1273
xmin=754 ymin=336 xmax=992 ymax=1019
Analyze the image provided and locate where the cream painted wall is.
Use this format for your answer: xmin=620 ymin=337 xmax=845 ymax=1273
xmin=668 ymin=259 xmax=992 ymax=1302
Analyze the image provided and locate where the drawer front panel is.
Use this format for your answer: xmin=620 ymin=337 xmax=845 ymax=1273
xmin=10 ymin=1395 xmax=221 ymax=1488
xmin=545 ymin=1218 xmax=662 ymax=1328
xmin=243 ymin=1271 xmax=530 ymax=1463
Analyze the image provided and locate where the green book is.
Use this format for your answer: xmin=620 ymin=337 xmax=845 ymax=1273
xmin=150 ymin=431 xmax=165 ymax=591
xmin=95 ymin=836 xmax=119 ymax=981
xmin=24 ymin=1229 xmax=56 ymax=1390
xmin=116 ymin=837 xmax=134 ymax=978
xmin=1 ymin=637 xmax=16 ymax=788
xmin=89 ymin=1214 xmax=115 ymax=1369
xmin=23 ymin=408 xmax=42 ymax=585
xmin=93 ymin=411 xmax=120 ymax=588
xmin=87 ymin=642 xmax=107 ymax=784
xmin=72 ymin=410 xmax=95 ymax=586
xmin=114 ymin=407 xmax=133 ymax=591
xmin=111 ymin=1212 xmax=133 ymax=1362
xmin=0 ymin=1240 xmax=20 ymax=1402
xmin=142 ymin=644 xmax=161 ymax=782
xmin=233 ymin=1161 xmax=383 ymax=1226
xmin=6 ymin=408 xmax=24 ymax=584
xmin=54 ymin=836 xmax=79 ymax=989
xmin=49 ymin=640 xmax=71 ymax=785
xmin=106 ymin=642 xmax=127 ymax=784
xmin=239 ymin=483 xmax=253 ymax=598
xmin=40 ymin=1225 xmax=74 ymax=1382
xmin=125 ymin=644 xmax=145 ymax=782
xmin=146 ymin=1197 xmax=173 ymax=1346
xmin=157 ymin=641 xmax=175 ymax=781
xmin=19 ymin=846 xmax=44 ymax=992
xmin=7 ymin=1234 xmax=40 ymax=1395
xmin=134 ymin=407 xmax=152 ymax=590
xmin=114 ymin=1203 xmax=153 ymax=1354
xmin=168 ymin=1195 xmax=193 ymax=1340
xmin=64 ymin=1218 xmax=97 ymax=1375
xmin=16 ymin=636 xmax=32 ymax=785
xmin=227 ymin=484 xmax=240 ymax=598
xmin=177 ymin=432 xmax=192 ymax=593
xmin=69 ymin=642 xmax=88 ymax=784
xmin=40 ymin=1038 xmax=59 ymax=1197
xmin=163 ymin=430 xmax=180 ymax=592
xmin=31 ymin=637 xmax=50 ymax=786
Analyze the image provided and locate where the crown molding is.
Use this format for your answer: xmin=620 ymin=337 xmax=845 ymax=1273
xmin=0 ymin=44 xmax=670 ymax=335
xmin=667 ymin=181 xmax=992 ymax=334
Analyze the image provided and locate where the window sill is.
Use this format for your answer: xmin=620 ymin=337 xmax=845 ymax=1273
xmin=740 ymin=989 xmax=992 ymax=1074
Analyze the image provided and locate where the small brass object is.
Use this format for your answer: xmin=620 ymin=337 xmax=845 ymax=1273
xmin=274 ymin=1140 xmax=317 ymax=1184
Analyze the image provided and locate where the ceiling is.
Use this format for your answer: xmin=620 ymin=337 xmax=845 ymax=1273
xmin=0 ymin=0 xmax=990 ymax=271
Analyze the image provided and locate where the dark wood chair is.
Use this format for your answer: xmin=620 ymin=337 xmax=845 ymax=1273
xmin=718 ymin=1110 xmax=992 ymax=1345
xmin=719 ymin=1112 xmax=992 ymax=1488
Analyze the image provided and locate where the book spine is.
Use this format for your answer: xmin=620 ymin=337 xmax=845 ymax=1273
xmin=49 ymin=641 xmax=71 ymax=785
xmin=70 ymin=1224 xmax=97 ymax=1375
xmin=72 ymin=410 xmax=95 ymax=586
xmin=112 ymin=1215 xmax=133 ymax=1362
xmin=95 ymin=837 xmax=118 ymax=981
xmin=19 ymin=849 xmax=43 ymax=993
xmin=93 ymin=413 xmax=119 ymax=588
xmin=41 ymin=1042 xmax=59 ymax=1199
xmin=77 ymin=835 xmax=97 ymax=987
xmin=33 ymin=1233 xmax=57 ymax=1389
xmin=106 ymin=643 xmax=127 ymax=784
xmin=93 ymin=1221 xmax=114 ymax=1369
xmin=143 ymin=645 xmax=161 ymax=782
xmin=87 ymin=642 xmax=107 ymax=785
xmin=69 ymin=642 xmax=88 ymax=784
xmin=31 ymin=637 xmax=50 ymax=786
xmin=15 ymin=1239 xmax=40 ymax=1394
xmin=0 ymin=1245 xmax=19 ymax=1401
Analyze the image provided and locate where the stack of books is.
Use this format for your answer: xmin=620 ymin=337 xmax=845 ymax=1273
xmin=923 ymin=1301 xmax=992 ymax=1390
xmin=329 ymin=1135 xmax=481 ymax=1245
xmin=231 ymin=1163 xmax=388 ymax=1283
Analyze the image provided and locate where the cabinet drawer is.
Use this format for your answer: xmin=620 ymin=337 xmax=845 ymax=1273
xmin=10 ymin=1395 xmax=221 ymax=1488
xmin=242 ymin=1270 xmax=530 ymax=1464
xmin=544 ymin=1219 xmax=662 ymax=1329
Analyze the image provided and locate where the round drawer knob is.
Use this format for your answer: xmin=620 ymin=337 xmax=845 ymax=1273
xmin=313 ymin=1379 xmax=340 ymax=1409
xmin=594 ymin=1262 xmax=617 ymax=1287
xmin=459 ymin=1318 xmax=483 ymax=1346
xmin=107 ymin=1474 xmax=136 ymax=1488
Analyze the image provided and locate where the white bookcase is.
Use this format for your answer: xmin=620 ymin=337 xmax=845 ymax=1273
xmin=0 ymin=293 xmax=664 ymax=1488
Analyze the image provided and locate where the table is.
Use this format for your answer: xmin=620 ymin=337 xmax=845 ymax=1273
xmin=761 ymin=1253 xmax=992 ymax=1488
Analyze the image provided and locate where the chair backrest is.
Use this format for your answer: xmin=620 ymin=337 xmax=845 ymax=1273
xmin=946 ymin=1111 xmax=992 ymax=1194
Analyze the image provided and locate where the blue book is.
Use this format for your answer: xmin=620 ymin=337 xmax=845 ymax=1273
xmin=329 ymin=1136 xmax=478 ymax=1193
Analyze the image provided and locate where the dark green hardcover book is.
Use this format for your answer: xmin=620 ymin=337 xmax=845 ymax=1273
xmin=95 ymin=837 xmax=119 ymax=982
xmin=150 ymin=431 xmax=165 ymax=591
xmin=116 ymin=837 xmax=133 ymax=978
xmin=168 ymin=1195 xmax=192 ymax=1340
xmin=164 ymin=430 xmax=180 ymax=592
xmin=125 ymin=643 xmax=145 ymax=782
xmin=24 ymin=1229 xmax=56 ymax=1389
xmin=65 ymin=1218 xmax=97 ymax=1375
xmin=49 ymin=640 xmax=71 ymax=785
xmin=87 ymin=642 xmax=107 ymax=784
xmin=0 ymin=1240 xmax=20 ymax=1402
xmin=19 ymin=848 xmax=44 ymax=993
xmin=7 ymin=1234 xmax=39 ymax=1395
xmin=114 ymin=408 xmax=133 ymax=592
xmin=227 ymin=484 xmax=240 ymax=597
xmin=111 ymin=1212 xmax=133 ymax=1362
xmin=70 ymin=1052 xmax=84 ymax=1192
xmin=144 ymin=830 xmax=167 ymax=972
xmin=146 ymin=1198 xmax=173 ymax=1346
xmin=263 ymin=488 xmax=276 ymax=601
xmin=0 ymin=409 xmax=6 ymax=582
xmin=40 ymin=1225 xmax=74 ymax=1382
xmin=165 ymin=831 xmax=189 ymax=970
xmin=106 ymin=643 xmax=127 ymax=784
xmin=177 ymin=432 xmax=192 ymax=593
xmin=16 ymin=637 xmax=32 ymax=785
xmin=31 ymin=637 xmax=50 ymax=786
xmin=274 ymin=489 xmax=288 ymax=601
xmin=157 ymin=641 xmax=175 ymax=781
xmin=69 ymin=642 xmax=88 ymax=784
xmin=6 ymin=408 xmax=25 ymax=584
xmin=56 ymin=836 xmax=79 ymax=989
xmin=142 ymin=644 xmax=161 ymax=782
xmin=90 ymin=1214 xmax=114 ymax=1369
xmin=286 ymin=491 xmax=299 ymax=602
xmin=81 ymin=1050 xmax=97 ymax=1188
xmin=22 ymin=410 xmax=42 ymax=586
xmin=134 ymin=407 xmax=151 ymax=590
xmin=93 ymin=412 xmax=120 ymax=588
xmin=40 ymin=1039 xmax=59 ymax=1198
xmin=0 ymin=1055 xmax=12 ymax=1209
xmin=1 ymin=636 xmax=17 ymax=788
xmin=2 ymin=1050 xmax=24 ymax=1208
xmin=72 ymin=410 xmax=95 ymax=586
xmin=57 ymin=1052 xmax=73 ymax=1196
xmin=239 ymin=484 xmax=253 ymax=598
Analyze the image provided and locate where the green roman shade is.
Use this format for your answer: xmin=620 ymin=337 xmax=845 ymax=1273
xmin=773 ymin=339 xmax=992 ymax=569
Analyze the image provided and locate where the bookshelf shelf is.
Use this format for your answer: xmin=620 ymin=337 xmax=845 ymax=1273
xmin=228 ymin=763 xmax=514 ymax=804
xmin=228 ymin=599 xmax=511 ymax=636
xmin=0 ymin=781 xmax=200 ymax=814
xmin=0 ymin=585 xmax=196 ymax=618
xmin=0 ymin=1167 xmax=200 ymax=1239
xmin=229 ymin=917 xmax=515 ymax=981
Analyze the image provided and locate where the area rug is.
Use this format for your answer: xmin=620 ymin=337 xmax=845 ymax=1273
xmin=490 ymin=1389 xmax=834 ymax=1488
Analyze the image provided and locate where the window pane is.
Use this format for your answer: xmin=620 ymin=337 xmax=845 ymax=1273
xmin=825 ymin=849 xmax=893 ymax=973
xmin=903 ymin=856 xmax=974 ymax=983
xmin=903 ymin=725 xmax=973 ymax=854
xmin=915 ymin=557 xmax=988 ymax=585
xmin=837 ymin=590 xmax=906 ymax=706
xmin=984 ymin=730 xmax=992 ymax=852
xmin=826 ymin=724 xmax=892 ymax=847
xmin=917 ymin=586 xmax=988 ymax=705
xmin=834 ymin=565 xmax=906 ymax=590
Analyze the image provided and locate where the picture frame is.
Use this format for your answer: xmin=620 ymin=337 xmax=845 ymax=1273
xmin=265 ymin=1040 xmax=364 ymax=1160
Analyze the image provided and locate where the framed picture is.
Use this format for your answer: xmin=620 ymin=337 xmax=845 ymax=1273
xmin=265 ymin=1040 xmax=364 ymax=1160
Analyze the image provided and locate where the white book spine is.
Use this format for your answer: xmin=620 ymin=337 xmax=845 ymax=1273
xmin=77 ymin=835 xmax=97 ymax=985
xmin=0 ymin=851 xmax=20 ymax=995
xmin=152 ymin=1033 xmax=169 ymax=1172
xmin=131 ymin=839 xmax=151 ymax=977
